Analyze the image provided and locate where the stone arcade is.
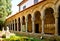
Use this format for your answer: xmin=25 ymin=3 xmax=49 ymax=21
xmin=5 ymin=0 xmax=60 ymax=38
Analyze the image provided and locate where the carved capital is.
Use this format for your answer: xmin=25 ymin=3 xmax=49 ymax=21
xmin=31 ymin=16 xmax=35 ymax=22
xmin=54 ymin=12 xmax=58 ymax=19
xmin=20 ymin=19 xmax=23 ymax=23
xmin=41 ymin=16 xmax=45 ymax=20
xmin=25 ymin=17 xmax=28 ymax=22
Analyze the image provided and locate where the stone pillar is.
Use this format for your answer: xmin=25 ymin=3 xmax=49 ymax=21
xmin=41 ymin=12 xmax=44 ymax=35
xmin=32 ymin=16 xmax=35 ymax=33
xmin=42 ymin=19 xmax=44 ymax=35
xmin=55 ymin=15 xmax=58 ymax=35
xmin=9 ymin=24 xmax=10 ymax=30
xmin=11 ymin=22 xmax=12 ymax=31
xmin=11 ymin=23 xmax=12 ymax=31
xmin=17 ymin=19 xmax=18 ymax=31
xmin=20 ymin=19 xmax=22 ymax=32
xmin=12 ymin=23 xmax=13 ymax=31
xmin=14 ymin=20 xmax=15 ymax=31
xmin=25 ymin=17 xmax=28 ymax=32
xmin=8 ymin=24 xmax=10 ymax=30
xmin=10 ymin=23 xmax=12 ymax=31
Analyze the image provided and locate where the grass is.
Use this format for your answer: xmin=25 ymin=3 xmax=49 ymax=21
xmin=17 ymin=33 xmax=48 ymax=41
xmin=2 ymin=35 xmax=60 ymax=41
xmin=2 ymin=33 xmax=60 ymax=41
xmin=1 ymin=34 xmax=43 ymax=41
xmin=15 ymin=33 xmax=45 ymax=41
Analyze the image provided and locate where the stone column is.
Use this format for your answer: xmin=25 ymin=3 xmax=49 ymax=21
xmin=6 ymin=24 xmax=10 ymax=30
xmin=14 ymin=20 xmax=15 ymax=31
xmin=10 ymin=23 xmax=11 ymax=31
xmin=32 ymin=16 xmax=35 ymax=33
xmin=55 ymin=15 xmax=58 ymax=35
xmin=17 ymin=19 xmax=18 ymax=31
xmin=41 ymin=12 xmax=44 ymax=35
xmin=20 ymin=19 xmax=22 ymax=32
xmin=12 ymin=22 xmax=13 ymax=31
xmin=42 ymin=19 xmax=44 ymax=35
xmin=11 ymin=23 xmax=12 ymax=31
xmin=9 ymin=23 xmax=11 ymax=30
xmin=25 ymin=17 xmax=28 ymax=32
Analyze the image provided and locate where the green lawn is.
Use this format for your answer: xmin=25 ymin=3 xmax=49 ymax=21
xmin=2 ymin=34 xmax=44 ymax=41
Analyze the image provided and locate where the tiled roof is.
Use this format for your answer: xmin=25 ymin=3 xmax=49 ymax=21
xmin=17 ymin=0 xmax=28 ymax=6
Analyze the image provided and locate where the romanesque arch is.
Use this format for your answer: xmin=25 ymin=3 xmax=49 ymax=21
xmin=55 ymin=0 xmax=60 ymax=35
xmin=22 ymin=16 xmax=26 ymax=32
xmin=18 ymin=17 xmax=21 ymax=31
xmin=44 ymin=7 xmax=55 ymax=34
xmin=22 ymin=16 xmax=25 ymax=25
xmin=15 ymin=19 xmax=17 ymax=31
xmin=34 ymin=11 xmax=42 ymax=33
xmin=27 ymin=14 xmax=32 ymax=32
xmin=10 ymin=21 xmax=12 ymax=30
xmin=58 ymin=6 xmax=60 ymax=35
xmin=12 ymin=20 xmax=14 ymax=31
xmin=9 ymin=23 xmax=11 ymax=30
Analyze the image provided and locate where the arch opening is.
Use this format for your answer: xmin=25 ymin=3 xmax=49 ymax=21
xmin=18 ymin=18 xmax=21 ymax=31
xmin=58 ymin=6 xmax=60 ymax=35
xmin=13 ymin=20 xmax=14 ymax=31
xmin=44 ymin=8 xmax=55 ymax=35
xmin=27 ymin=14 xmax=32 ymax=32
xmin=15 ymin=19 xmax=17 ymax=31
xmin=22 ymin=16 xmax=26 ymax=32
xmin=34 ymin=11 xmax=42 ymax=33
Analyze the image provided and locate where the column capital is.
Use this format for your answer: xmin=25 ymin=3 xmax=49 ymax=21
xmin=25 ymin=17 xmax=28 ymax=22
xmin=54 ymin=12 xmax=58 ymax=19
xmin=31 ymin=16 xmax=35 ymax=22
xmin=55 ymin=16 xmax=58 ymax=19
xmin=20 ymin=19 xmax=23 ymax=23
xmin=41 ymin=16 xmax=45 ymax=20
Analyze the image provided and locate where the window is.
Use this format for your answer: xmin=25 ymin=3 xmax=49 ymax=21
xmin=23 ymin=5 xmax=26 ymax=9
xmin=19 ymin=6 xmax=20 ymax=11
xmin=34 ymin=0 xmax=38 ymax=4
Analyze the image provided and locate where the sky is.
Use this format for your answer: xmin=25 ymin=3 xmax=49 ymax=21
xmin=11 ymin=0 xmax=22 ymax=15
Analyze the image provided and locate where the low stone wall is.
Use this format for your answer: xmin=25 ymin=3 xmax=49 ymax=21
xmin=10 ymin=31 xmax=43 ymax=39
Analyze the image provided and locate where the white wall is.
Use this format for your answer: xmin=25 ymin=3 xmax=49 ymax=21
xmin=38 ymin=0 xmax=42 ymax=2
xmin=20 ymin=0 xmax=42 ymax=11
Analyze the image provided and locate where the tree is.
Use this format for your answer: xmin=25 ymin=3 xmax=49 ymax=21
xmin=0 ymin=0 xmax=12 ymax=30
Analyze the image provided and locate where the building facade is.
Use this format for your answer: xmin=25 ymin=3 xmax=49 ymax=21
xmin=5 ymin=0 xmax=60 ymax=38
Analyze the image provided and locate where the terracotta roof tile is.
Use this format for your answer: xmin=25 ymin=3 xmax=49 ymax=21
xmin=17 ymin=0 xmax=28 ymax=6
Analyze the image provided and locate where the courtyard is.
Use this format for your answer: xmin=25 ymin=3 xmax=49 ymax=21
xmin=0 ymin=27 xmax=60 ymax=41
xmin=0 ymin=0 xmax=60 ymax=41
xmin=0 ymin=28 xmax=43 ymax=41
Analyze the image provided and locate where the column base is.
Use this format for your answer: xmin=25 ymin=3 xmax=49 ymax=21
xmin=54 ymin=34 xmax=58 ymax=36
